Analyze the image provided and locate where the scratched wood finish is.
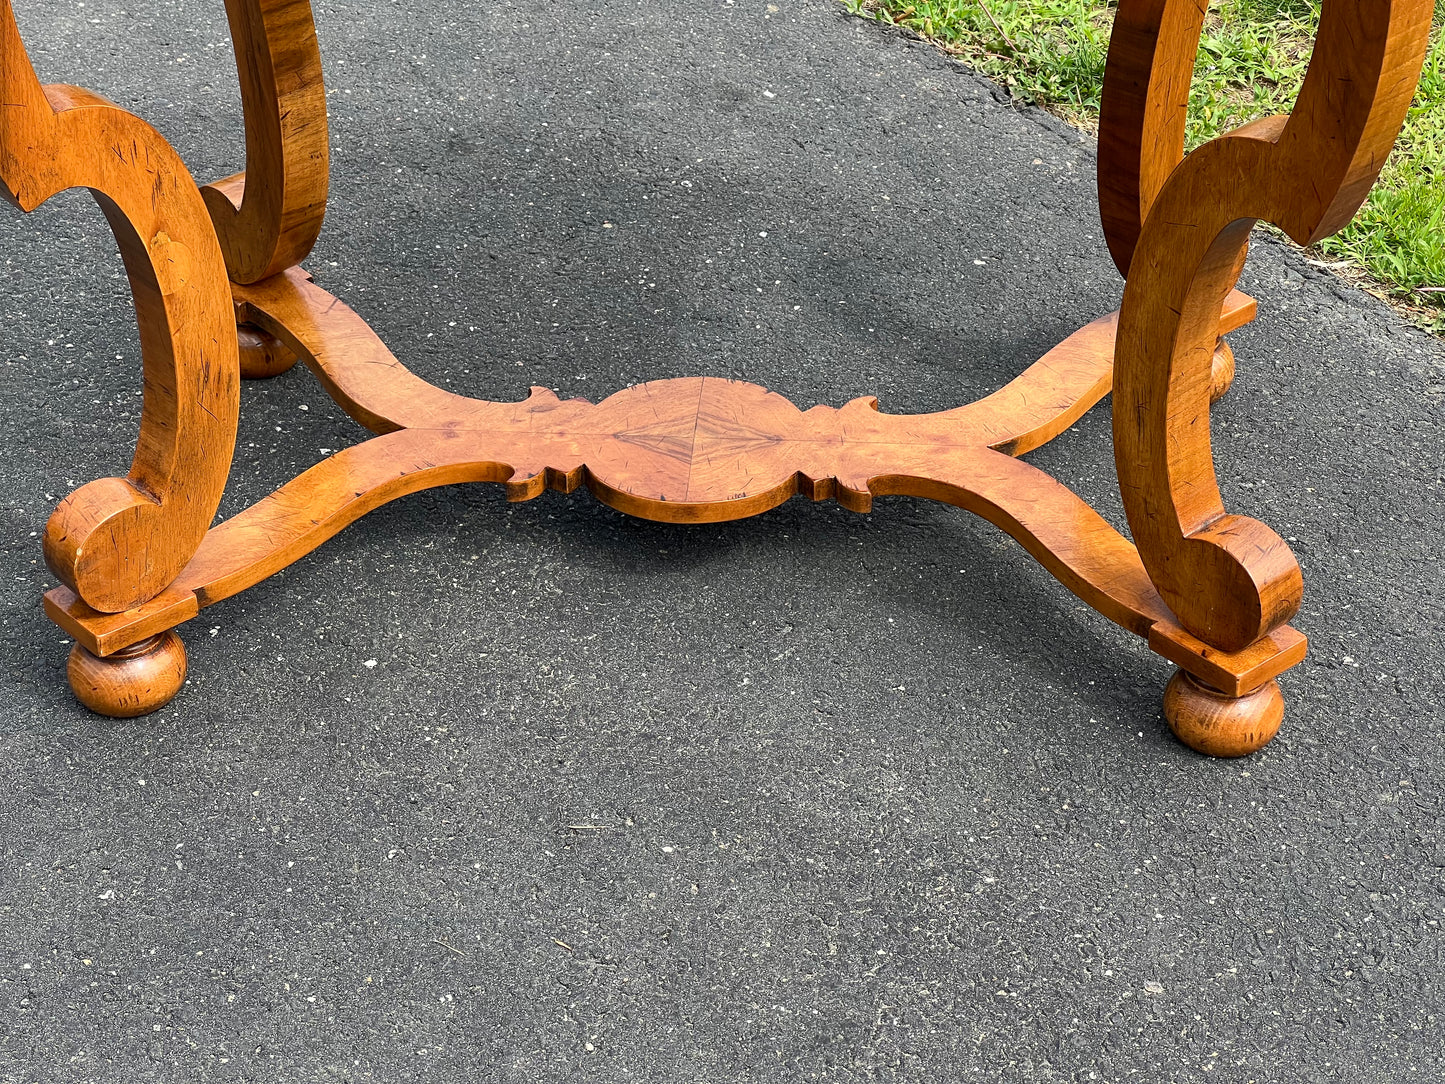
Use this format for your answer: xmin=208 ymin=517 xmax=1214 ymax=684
xmin=201 ymin=0 xmax=329 ymax=284
xmin=48 ymin=282 xmax=1305 ymax=702
xmin=67 ymin=632 xmax=187 ymax=719
xmin=1163 ymin=671 xmax=1284 ymax=759
xmin=5 ymin=2 xmax=1430 ymax=753
xmin=0 ymin=0 xmax=240 ymax=615
xmin=1106 ymin=0 xmax=1433 ymax=655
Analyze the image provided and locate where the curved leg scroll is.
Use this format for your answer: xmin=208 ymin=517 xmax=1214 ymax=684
xmin=1104 ymin=0 xmax=1432 ymax=749
xmin=201 ymin=0 xmax=329 ymax=286
xmin=8 ymin=1 xmax=1431 ymax=749
xmin=44 ymin=284 xmax=1304 ymax=721
xmin=1 ymin=2 xmax=241 ymax=618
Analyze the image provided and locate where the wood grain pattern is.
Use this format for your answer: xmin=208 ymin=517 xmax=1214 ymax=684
xmin=67 ymin=632 xmax=187 ymax=718
xmin=201 ymin=0 xmax=329 ymax=284
xmin=46 ymin=286 xmax=1300 ymax=699
xmin=1098 ymin=0 xmax=1211 ymax=278
xmin=236 ymin=322 xmax=300 ymax=379
xmin=0 ymin=0 xmax=239 ymax=614
xmin=234 ymin=269 xmax=1255 ymax=443
xmin=233 ymin=268 xmax=499 ymax=432
xmin=8 ymin=2 xmax=1428 ymax=751
xmin=1109 ymin=0 xmax=1433 ymax=653
xmin=1163 ymin=670 xmax=1284 ymax=758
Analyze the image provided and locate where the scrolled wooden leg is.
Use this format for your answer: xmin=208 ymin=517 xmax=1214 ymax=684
xmin=1106 ymin=0 xmax=1429 ymax=657
xmin=1163 ymin=669 xmax=1283 ymax=757
xmin=237 ymin=322 xmax=299 ymax=379
xmin=202 ymin=0 xmax=329 ymax=284
xmin=67 ymin=631 xmax=187 ymax=718
xmin=3 ymin=6 xmax=241 ymax=614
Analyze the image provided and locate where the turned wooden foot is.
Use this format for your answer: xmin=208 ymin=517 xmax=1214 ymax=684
xmin=1209 ymin=339 xmax=1236 ymax=403
xmin=67 ymin=631 xmax=187 ymax=718
xmin=237 ymin=322 xmax=299 ymax=379
xmin=1163 ymin=670 xmax=1283 ymax=757
xmin=16 ymin=0 xmax=1421 ymax=748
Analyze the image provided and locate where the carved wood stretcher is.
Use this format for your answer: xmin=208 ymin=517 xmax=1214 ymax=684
xmin=1 ymin=1 xmax=1432 ymax=755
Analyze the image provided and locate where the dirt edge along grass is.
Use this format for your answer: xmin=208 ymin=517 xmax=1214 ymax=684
xmin=842 ymin=0 xmax=1445 ymax=332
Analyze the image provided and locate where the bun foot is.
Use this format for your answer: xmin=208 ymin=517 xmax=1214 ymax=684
xmin=67 ymin=631 xmax=187 ymax=718
xmin=237 ymin=322 xmax=299 ymax=379
xmin=1163 ymin=670 xmax=1283 ymax=757
xmin=1210 ymin=339 xmax=1236 ymax=403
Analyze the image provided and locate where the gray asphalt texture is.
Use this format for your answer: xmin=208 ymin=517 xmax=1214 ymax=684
xmin=0 ymin=1 xmax=1442 ymax=1081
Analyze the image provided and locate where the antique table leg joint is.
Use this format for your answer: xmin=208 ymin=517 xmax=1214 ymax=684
xmin=5 ymin=0 xmax=1432 ymax=755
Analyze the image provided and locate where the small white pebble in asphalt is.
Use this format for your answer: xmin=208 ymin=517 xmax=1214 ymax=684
xmin=1144 ymin=981 xmax=1165 ymax=995
xmin=363 ymin=659 xmax=378 ymax=669
xmin=762 ymin=90 xmax=776 ymax=99
xmin=661 ymin=846 xmax=674 ymax=853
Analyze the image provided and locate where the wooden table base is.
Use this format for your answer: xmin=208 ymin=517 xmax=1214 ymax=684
xmin=2 ymin=0 xmax=1432 ymax=756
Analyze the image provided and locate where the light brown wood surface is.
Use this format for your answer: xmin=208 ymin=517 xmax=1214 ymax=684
xmin=1163 ymin=671 xmax=1284 ymax=759
xmin=48 ymin=283 xmax=1301 ymax=702
xmin=1 ymin=0 xmax=239 ymax=614
xmin=5 ymin=0 xmax=1430 ymax=756
xmin=1107 ymin=0 xmax=1433 ymax=653
xmin=201 ymin=0 xmax=329 ymax=284
xmin=67 ymin=633 xmax=187 ymax=719
xmin=236 ymin=322 xmax=301 ymax=379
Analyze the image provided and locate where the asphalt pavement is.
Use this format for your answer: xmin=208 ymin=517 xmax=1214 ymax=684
xmin=0 ymin=1 xmax=1442 ymax=1081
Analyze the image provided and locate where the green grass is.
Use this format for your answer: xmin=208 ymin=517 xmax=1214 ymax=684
xmin=842 ymin=0 xmax=1445 ymax=329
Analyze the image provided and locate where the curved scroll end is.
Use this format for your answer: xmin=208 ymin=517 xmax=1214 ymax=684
xmin=1282 ymin=0 xmax=1434 ymax=246
xmin=1112 ymin=1 xmax=1429 ymax=660
xmin=202 ymin=0 xmax=329 ymax=283
xmin=43 ymin=478 xmax=195 ymax=614
xmin=1098 ymin=0 xmax=1211 ymax=278
xmin=839 ymin=395 xmax=881 ymax=415
xmin=3 ymin=8 xmax=241 ymax=613
xmin=1164 ymin=515 xmax=1303 ymax=654
xmin=0 ymin=0 xmax=57 ymax=211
